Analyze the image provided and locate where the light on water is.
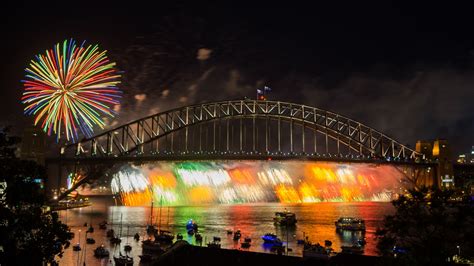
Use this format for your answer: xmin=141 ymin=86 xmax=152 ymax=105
xmin=59 ymin=198 xmax=394 ymax=265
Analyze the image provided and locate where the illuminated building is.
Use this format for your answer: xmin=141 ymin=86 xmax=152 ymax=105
xmin=433 ymin=139 xmax=454 ymax=188
xmin=417 ymin=139 xmax=454 ymax=188
xmin=416 ymin=140 xmax=433 ymax=159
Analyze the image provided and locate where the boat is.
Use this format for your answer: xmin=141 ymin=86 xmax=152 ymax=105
xmin=139 ymin=254 xmax=155 ymax=262
xmin=114 ymin=254 xmax=133 ymax=266
xmin=146 ymin=224 xmax=157 ymax=235
xmin=111 ymin=214 xmax=124 ymax=245
xmin=154 ymin=230 xmax=174 ymax=243
xmin=233 ymin=230 xmax=241 ymax=241
xmin=303 ymin=242 xmax=332 ymax=260
xmin=94 ymin=245 xmax=110 ymax=258
xmin=146 ymin=199 xmax=157 ymax=235
xmin=49 ymin=197 xmax=92 ymax=211
xmin=261 ymin=233 xmax=281 ymax=244
xmin=341 ymin=244 xmax=364 ymax=254
xmin=110 ymin=236 xmax=121 ymax=245
xmin=195 ymin=233 xmax=203 ymax=242
xmin=106 ymin=229 xmax=115 ymax=238
xmin=186 ymin=219 xmax=198 ymax=233
xmin=207 ymin=241 xmax=221 ymax=248
xmin=99 ymin=221 xmax=107 ymax=230
xmin=273 ymin=210 xmax=297 ymax=226
xmin=124 ymin=225 xmax=132 ymax=252
xmin=72 ymin=243 xmax=81 ymax=251
xmin=86 ymin=238 xmax=96 ymax=244
xmin=335 ymin=217 xmax=366 ymax=231
xmin=241 ymin=242 xmax=251 ymax=248
xmin=142 ymin=239 xmax=165 ymax=253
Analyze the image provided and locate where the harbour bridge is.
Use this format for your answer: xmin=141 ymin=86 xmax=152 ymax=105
xmin=48 ymin=99 xmax=437 ymax=200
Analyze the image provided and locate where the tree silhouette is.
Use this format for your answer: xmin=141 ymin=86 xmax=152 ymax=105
xmin=377 ymin=187 xmax=474 ymax=265
xmin=0 ymin=127 xmax=72 ymax=265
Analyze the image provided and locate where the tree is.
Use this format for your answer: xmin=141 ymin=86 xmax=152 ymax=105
xmin=0 ymin=127 xmax=72 ymax=265
xmin=377 ymin=187 xmax=474 ymax=265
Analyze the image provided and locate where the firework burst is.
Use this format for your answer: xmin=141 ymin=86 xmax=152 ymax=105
xmin=21 ymin=39 xmax=122 ymax=141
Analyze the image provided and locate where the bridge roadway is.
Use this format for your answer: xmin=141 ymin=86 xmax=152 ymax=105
xmin=47 ymin=153 xmax=434 ymax=166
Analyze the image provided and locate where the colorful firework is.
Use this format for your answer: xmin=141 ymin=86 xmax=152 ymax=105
xmin=21 ymin=39 xmax=121 ymax=141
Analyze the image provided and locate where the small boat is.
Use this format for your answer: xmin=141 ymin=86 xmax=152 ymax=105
xmin=139 ymin=254 xmax=153 ymax=262
xmin=124 ymin=244 xmax=132 ymax=252
xmin=134 ymin=233 xmax=140 ymax=241
xmin=99 ymin=220 xmax=107 ymax=230
xmin=106 ymin=229 xmax=115 ymax=238
xmin=86 ymin=238 xmax=96 ymax=244
xmin=213 ymin=236 xmax=221 ymax=242
xmin=273 ymin=210 xmax=297 ymax=226
xmin=110 ymin=236 xmax=121 ymax=245
xmin=142 ymin=239 xmax=165 ymax=254
xmin=207 ymin=241 xmax=221 ymax=248
xmin=261 ymin=233 xmax=280 ymax=244
xmin=244 ymin=237 xmax=251 ymax=243
xmin=72 ymin=243 xmax=81 ymax=251
xmin=303 ymin=242 xmax=332 ymax=260
xmin=341 ymin=244 xmax=364 ymax=254
xmin=94 ymin=245 xmax=109 ymax=258
xmin=146 ymin=224 xmax=157 ymax=235
xmin=186 ymin=219 xmax=198 ymax=234
xmin=233 ymin=230 xmax=241 ymax=241
xmin=154 ymin=230 xmax=174 ymax=243
xmin=241 ymin=242 xmax=251 ymax=249
xmin=114 ymin=254 xmax=133 ymax=266
xmin=87 ymin=226 xmax=94 ymax=233
xmin=271 ymin=245 xmax=285 ymax=254
xmin=226 ymin=230 xmax=233 ymax=235
xmin=195 ymin=233 xmax=203 ymax=242
xmin=335 ymin=217 xmax=366 ymax=231
xmin=357 ymin=238 xmax=366 ymax=246
xmin=177 ymin=233 xmax=183 ymax=240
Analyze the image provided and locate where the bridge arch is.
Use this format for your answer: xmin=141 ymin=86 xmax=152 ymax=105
xmin=61 ymin=99 xmax=421 ymax=161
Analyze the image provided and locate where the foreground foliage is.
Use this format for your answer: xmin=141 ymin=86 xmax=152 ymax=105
xmin=0 ymin=127 xmax=72 ymax=265
xmin=377 ymin=188 xmax=474 ymax=265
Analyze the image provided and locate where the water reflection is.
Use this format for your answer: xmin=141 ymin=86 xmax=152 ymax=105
xmin=58 ymin=197 xmax=393 ymax=265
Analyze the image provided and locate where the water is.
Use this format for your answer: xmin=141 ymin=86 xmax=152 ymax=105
xmin=59 ymin=196 xmax=394 ymax=265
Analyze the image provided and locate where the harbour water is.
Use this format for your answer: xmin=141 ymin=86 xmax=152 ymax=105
xmin=59 ymin=196 xmax=394 ymax=265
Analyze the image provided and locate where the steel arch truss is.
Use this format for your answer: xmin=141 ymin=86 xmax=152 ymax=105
xmin=61 ymin=100 xmax=421 ymax=160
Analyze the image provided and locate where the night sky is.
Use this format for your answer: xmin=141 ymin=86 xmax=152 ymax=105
xmin=1 ymin=1 xmax=473 ymax=155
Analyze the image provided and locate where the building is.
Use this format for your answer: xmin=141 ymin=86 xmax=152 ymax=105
xmin=20 ymin=126 xmax=46 ymax=165
xmin=416 ymin=139 xmax=454 ymax=188
xmin=432 ymin=139 xmax=454 ymax=188
xmin=416 ymin=140 xmax=433 ymax=159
